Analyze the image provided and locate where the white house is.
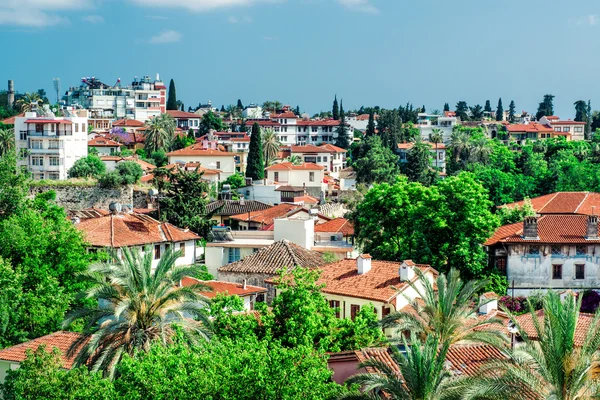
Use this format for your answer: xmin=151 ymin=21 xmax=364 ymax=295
xmin=14 ymin=108 xmax=89 ymax=180
xmin=242 ymin=104 xmax=264 ymax=119
xmin=289 ymin=144 xmax=347 ymax=177
xmin=166 ymin=110 xmax=202 ymax=132
xmin=88 ymin=136 xmax=121 ymax=155
xmin=538 ymin=116 xmax=586 ymax=141
xmin=416 ymin=113 xmax=458 ymax=143
xmin=264 ymin=162 xmax=324 ymax=189
xmin=166 ymin=144 xmax=236 ymax=179
xmin=339 ymin=167 xmax=357 ymax=191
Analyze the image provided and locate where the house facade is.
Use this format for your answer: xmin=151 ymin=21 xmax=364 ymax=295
xmin=181 ymin=277 xmax=267 ymax=310
xmin=538 ymin=116 xmax=586 ymax=141
xmin=166 ymin=145 xmax=236 ymax=179
xmin=397 ymin=142 xmax=447 ymax=174
xmin=166 ymin=110 xmax=202 ymax=132
xmin=88 ymin=136 xmax=121 ymax=155
xmin=416 ymin=113 xmax=458 ymax=143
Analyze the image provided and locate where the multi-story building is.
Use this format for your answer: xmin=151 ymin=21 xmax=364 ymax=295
xmin=242 ymin=104 xmax=263 ymax=119
xmin=538 ymin=116 xmax=586 ymax=141
xmin=397 ymin=142 xmax=447 ymax=174
xmin=166 ymin=143 xmax=236 ymax=179
xmin=416 ymin=113 xmax=458 ymax=143
xmin=14 ymin=109 xmax=88 ymax=180
xmin=504 ymin=122 xmax=566 ymax=144
xmin=64 ymin=75 xmax=166 ymax=123
xmin=166 ymin=110 xmax=201 ymax=132
xmin=289 ymin=144 xmax=347 ymax=176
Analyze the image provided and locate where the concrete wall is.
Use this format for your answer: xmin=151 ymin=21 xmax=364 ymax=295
xmin=29 ymin=184 xmax=134 ymax=211
xmin=274 ymin=218 xmax=314 ymax=249
xmin=0 ymin=360 xmax=19 ymax=384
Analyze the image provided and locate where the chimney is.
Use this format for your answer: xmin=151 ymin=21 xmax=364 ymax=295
xmin=587 ymin=214 xmax=598 ymax=240
xmin=7 ymin=80 xmax=14 ymax=110
xmin=522 ymin=216 xmax=539 ymax=240
xmin=399 ymin=261 xmax=415 ymax=281
xmin=357 ymin=254 xmax=372 ymax=275
xmin=479 ymin=293 xmax=498 ymax=315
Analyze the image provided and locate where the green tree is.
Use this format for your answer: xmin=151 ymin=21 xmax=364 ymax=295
xmin=166 ymin=79 xmax=177 ymax=111
xmin=285 ymin=154 xmax=303 ymax=165
xmin=443 ymin=103 xmax=450 ymax=112
xmin=236 ymin=99 xmax=243 ymax=109
xmin=262 ymin=127 xmax=281 ymax=167
xmin=0 ymin=152 xmax=28 ymax=217
xmin=246 ymin=123 xmax=264 ymax=180
xmin=144 ymin=113 xmax=176 ymax=154
xmin=470 ymin=104 xmax=484 ymax=120
xmin=495 ymin=98 xmax=503 ymax=121
xmin=16 ymin=93 xmax=42 ymax=113
xmin=221 ymin=173 xmax=245 ymax=190
xmin=354 ymin=136 xmax=400 ymax=185
xmin=365 ymin=110 xmax=376 ymax=137
xmin=67 ymin=155 xmax=106 ymax=178
xmin=332 ymin=95 xmax=340 ymax=121
xmin=508 ymin=100 xmax=516 ymax=123
xmin=0 ymin=127 xmax=14 ymax=157
xmin=484 ymin=100 xmax=492 ymax=112
xmin=536 ymin=94 xmax=555 ymax=120
xmin=429 ymin=128 xmax=443 ymax=170
xmin=151 ymin=149 xmax=168 ymax=167
xmin=455 ymin=101 xmax=469 ymax=121
xmin=115 ymin=160 xmax=144 ymax=184
xmin=377 ymin=110 xmax=403 ymax=150
xmin=334 ymin=303 xmax=385 ymax=351
xmin=198 ymin=111 xmax=225 ymax=135
xmin=496 ymin=198 xmax=536 ymax=225
xmin=405 ymin=139 xmax=436 ymax=185
xmin=63 ymin=247 xmax=212 ymax=378
xmin=335 ymin=100 xmax=350 ymax=149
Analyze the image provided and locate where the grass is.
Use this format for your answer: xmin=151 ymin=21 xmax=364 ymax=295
xmin=29 ymin=178 xmax=99 ymax=187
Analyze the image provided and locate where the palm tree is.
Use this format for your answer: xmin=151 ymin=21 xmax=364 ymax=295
xmin=144 ymin=113 xmax=176 ymax=154
xmin=0 ymin=127 xmax=15 ymax=157
xmin=262 ymin=128 xmax=281 ymax=167
xmin=429 ymin=128 xmax=443 ymax=170
xmin=381 ymin=268 xmax=506 ymax=348
xmin=63 ymin=247 xmax=212 ymax=378
xmin=469 ymin=137 xmax=493 ymax=164
xmin=285 ymin=154 xmax=302 ymax=165
xmin=340 ymin=334 xmax=454 ymax=400
xmin=572 ymin=141 xmax=591 ymax=161
xmin=459 ymin=291 xmax=600 ymax=400
xmin=448 ymin=129 xmax=470 ymax=165
xmin=16 ymin=92 xmax=43 ymax=112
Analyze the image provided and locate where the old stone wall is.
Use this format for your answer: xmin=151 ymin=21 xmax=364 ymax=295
xmin=29 ymin=184 xmax=134 ymax=211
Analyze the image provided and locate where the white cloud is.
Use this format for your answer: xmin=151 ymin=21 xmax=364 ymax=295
xmin=82 ymin=14 xmax=103 ymax=23
xmin=337 ymin=0 xmax=378 ymax=14
xmin=0 ymin=0 xmax=91 ymax=27
xmin=129 ymin=0 xmax=278 ymax=12
xmin=569 ymin=14 xmax=598 ymax=26
xmin=149 ymin=29 xmax=182 ymax=44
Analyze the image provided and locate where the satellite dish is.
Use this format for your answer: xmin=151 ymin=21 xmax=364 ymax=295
xmin=109 ymin=202 xmax=122 ymax=213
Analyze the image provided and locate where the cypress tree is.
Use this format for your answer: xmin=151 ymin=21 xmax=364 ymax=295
xmin=587 ymin=100 xmax=592 ymax=140
xmin=220 ymin=105 xmax=225 ymax=112
xmin=508 ymin=100 xmax=516 ymax=123
xmin=237 ymin=99 xmax=244 ymax=109
xmin=443 ymin=103 xmax=450 ymax=112
xmin=180 ymin=103 xmax=185 ymax=111
xmin=495 ymin=98 xmax=503 ymax=121
xmin=334 ymin=100 xmax=350 ymax=148
xmin=484 ymin=100 xmax=492 ymax=112
xmin=332 ymin=95 xmax=339 ymax=120
xmin=421 ymin=105 xmax=426 ymax=113
xmin=366 ymin=110 xmax=376 ymax=137
xmin=245 ymin=123 xmax=264 ymax=180
xmin=295 ymin=105 xmax=300 ymax=116
xmin=240 ymin=119 xmax=247 ymax=133
xmin=166 ymin=79 xmax=177 ymax=111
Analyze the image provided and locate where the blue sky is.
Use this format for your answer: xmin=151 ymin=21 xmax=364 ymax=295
xmin=2 ymin=0 xmax=599 ymax=117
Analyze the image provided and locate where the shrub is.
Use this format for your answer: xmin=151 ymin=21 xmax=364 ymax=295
xmin=98 ymin=171 xmax=122 ymax=188
xmin=581 ymin=290 xmax=600 ymax=313
xmin=116 ymin=161 xmax=143 ymax=185
xmin=68 ymin=155 xmax=105 ymax=178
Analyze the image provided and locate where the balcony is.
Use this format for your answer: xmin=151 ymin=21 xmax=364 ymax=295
xmin=28 ymin=130 xmax=72 ymax=137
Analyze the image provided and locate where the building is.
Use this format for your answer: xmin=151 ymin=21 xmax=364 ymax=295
xmin=166 ymin=110 xmax=202 ymax=132
xmin=166 ymin=144 xmax=236 ymax=179
xmin=14 ymin=109 xmax=89 ymax=180
xmin=289 ymin=144 xmax=347 ymax=177
xmin=501 ymin=192 xmax=600 ymax=216
xmin=416 ymin=113 xmax=458 ymax=143
xmin=504 ymin=122 xmax=562 ymax=144
xmin=180 ymin=277 xmax=267 ymax=310
xmin=229 ymin=203 xmax=302 ymax=230
xmin=312 ymin=217 xmax=357 ymax=259
xmin=339 ymin=167 xmax=357 ymax=191
xmin=397 ymin=142 xmax=447 ymax=174
xmin=538 ymin=116 xmax=586 ymax=141
xmin=88 ymin=136 xmax=121 ymax=155
xmin=206 ymin=200 xmax=272 ymax=226
xmin=242 ymin=104 xmax=263 ymax=119
xmin=346 ymin=113 xmax=376 ymax=131
xmin=264 ymin=162 xmax=325 ymax=193
xmin=159 ymin=161 xmax=222 ymax=184
xmin=217 ymin=239 xmax=326 ymax=302
xmin=75 ymin=210 xmax=201 ymax=269
xmin=64 ymin=75 xmax=166 ymax=123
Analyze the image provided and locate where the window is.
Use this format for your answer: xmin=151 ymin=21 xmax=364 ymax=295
xmin=329 ymin=300 xmax=340 ymax=318
xmin=323 ymin=156 xmax=328 ymax=162
xmin=19 ymin=131 xmax=27 ymax=140
xmin=35 ymin=124 xmax=43 ymax=133
xmin=311 ymin=127 xmax=318 ymax=132
xmin=49 ymin=157 xmax=59 ymax=166
xmin=280 ymin=136 xmax=287 ymax=142
xmin=576 ymin=264 xmax=585 ymax=280
xmin=75 ymin=123 xmax=79 ymax=133
xmin=317 ymin=156 xmax=321 ymax=162
xmin=274 ymin=172 xmax=279 ymax=181
xmin=350 ymin=304 xmax=360 ymax=320
xmin=228 ymin=248 xmax=241 ymax=263
xmin=438 ymin=152 xmax=444 ymax=160
xmin=179 ymin=242 xmax=186 ymax=258
xmin=216 ymin=161 xmax=221 ymax=169
xmin=575 ymin=127 xmax=583 ymax=133
xmin=554 ymin=127 xmax=562 ymax=132
xmin=31 ymin=156 xmax=43 ymax=166
xmin=48 ymin=172 xmax=59 ymax=180
xmin=31 ymin=140 xmax=42 ymax=149
xmin=330 ymin=235 xmax=337 ymax=241
xmin=551 ymin=245 xmax=562 ymax=256
xmin=552 ymin=264 xmax=562 ymax=280
xmin=48 ymin=141 xmax=59 ymax=149
xmin=495 ymin=257 xmax=506 ymax=275
xmin=283 ymin=127 xmax=287 ymax=132
xmin=154 ymin=244 xmax=161 ymax=260
xmin=309 ymin=172 xmax=315 ymax=182
xmin=563 ymin=127 xmax=570 ymax=132
xmin=311 ymin=135 xmax=318 ymax=142
xmin=382 ymin=306 xmax=391 ymax=318
xmin=51 ymin=124 xmax=55 ymax=132
xmin=576 ymin=245 xmax=587 ymax=256
xmin=400 ymin=152 xmax=406 ymax=160
xmin=528 ymin=245 xmax=540 ymax=255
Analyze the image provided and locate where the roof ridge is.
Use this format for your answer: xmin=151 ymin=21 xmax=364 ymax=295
xmin=538 ymin=192 xmax=560 ymax=213
xmin=283 ymin=240 xmax=301 ymax=268
xmin=574 ymin=192 xmax=590 ymax=213
xmin=110 ymin=214 xmax=115 ymax=247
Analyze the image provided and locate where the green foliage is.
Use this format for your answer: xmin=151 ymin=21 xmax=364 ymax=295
xmin=144 ymin=113 xmax=176 ymax=154
xmin=150 ymin=149 xmax=168 ymax=167
xmin=245 ymin=123 xmax=264 ymax=180
xmin=495 ymin=97 xmax=503 ymax=121
xmin=455 ymin=101 xmax=469 ymax=121
xmin=198 ymin=111 xmax=225 ymax=135
xmin=332 ymin=95 xmax=339 ymax=120
xmin=365 ymin=110 xmax=376 ymax=137
xmin=115 ymin=161 xmax=143 ymax=184
xmin=1 ymin=346 xmax=115 ymax=400
xmin=508 ymin=100 xmax=516 ymax=123
xmin=97 ymin=171 xmax=122 ymax=188
xmin=135 ymin=148 xmax=146 ymax=159
xmin=0 ymin=152 xmax=28 ymax=217
xmin=166 ymin=79 xmax=177 ymax=111
xmin=208 ymin=294 xmax=261 ymax=341
xmin=334 ymin=100 xmax=350 ymax=149
xmin=536 ymin=93 xmax=554 ymax=120
xmin=335 ymin=304 xmax=384 ymax=350
xmin=482 ymin=272 xmax=509 ymax=295
xmin=67 ymin=155 xmax=106 ymax=178
xmin=322 ymin=252 xmax=337 ymax=263
xmin=496 ymin=198 xmax=535 ymax=225
xmin=484 ymin=100 xmax=492 ymax=112
xmin=470 ymin=104 xmax=483 ymax=120
xmin=354 ymin=136 xmax=400 ymax=185
xmin=221 ymin=173 xmax=245 ymax=190
xmin=172 ymin=134 xmax=195 ymax=151
xmin=404 ymin=139 xmax=437 ymax=185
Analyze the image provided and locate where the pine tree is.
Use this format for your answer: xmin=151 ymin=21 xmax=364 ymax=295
xmin=586 ymin=100 xmax=592 ymax=140
xmin=240 ymin=119 xmax=247 ymax=133
xmin=366 ymin=110 xmax=376 ymax=137
xmin=421 ymin=105 xmax=426 ymax=113
xmin=180 ymin=103 xmax=185 ymax=111
xmin=295 ymin=105 xmax=300 ymax=116
xmin=443 ymin=103 xmax=450 ymax=112
xmin=245 ymin=123 xmax=264 ymax=180
xmin=166 ymin=79 xmax=177 ymax=111
xmin=334 ymin=100 xmax=350 ymax=148
xmin=455 ymin=101 xmax=469 ymax=121
xmin=495 ymin=98 xmax=503 ymax=121
xmin=484 ymin=100 xmax=492 ymax=112
xmin=536 ymin=94 xmax=555 ymax=120
xmin=508 ymin=100 xmax=516 ymax=123
xmin=332 ymin=95 xmax=339 ymax=121
xmin=237 ymin=99 xmax=243 ymax=110
xmin=220 ymin=105 xmax=225 ymax=112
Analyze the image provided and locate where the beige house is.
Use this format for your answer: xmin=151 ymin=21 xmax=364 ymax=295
xmin=166 ymin=145 xmax=236 ymax=179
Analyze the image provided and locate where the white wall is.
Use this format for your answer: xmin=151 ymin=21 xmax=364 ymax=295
xmin=167 ymin=155 xmax=236 ymax=179
xmin=238 ymin=184 xmax=279 ymax=204
xmin=274 ymin=218 xmax=315 ymax=249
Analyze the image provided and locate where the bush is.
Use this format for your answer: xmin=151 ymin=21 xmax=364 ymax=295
xmin=581 ymin=290 xmax=600 ymax=313
xmin=482 ymin=272 xmax=509 ymax=295
xmin=116 ymin=161 xmax=143 ymax=185
xmin=68 ymin=155 xmax=105 ymax=178
xmin=98 ymin=171 xmax=122 ymax=188
xmin=151 ymin=150 xmax=168 ymax=167
xmin=135 ymin=149 xmax=146 ymax=159
xmin=499 ymin=296 xmax=528 ymax=314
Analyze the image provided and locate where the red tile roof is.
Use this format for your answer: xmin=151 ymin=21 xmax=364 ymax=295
xmin=485 ymin=214 xmax=600 ymax=245
xmin=291 ymin=144 xmax=332 ymax=154
xmin=76 ymin=213 xmax=201 ymax=247
xmin=271 ymin=112 xmax=297 ymax=119
xmin=319 ymin=143 xmax=348 ymax=153
xmin=265 ymin=161 xmax=324 ymax=171
xmin=181 ymin=277 xmax=267 ymax=298
xmin=551 ymin=120 xmax=586 ymax=125
xmin=0 ymin=113 xmax=23 ymax=125
xmin=314 ymin=218 xmax=355 ymax=235
xmin=397 ymin=142 xmax=447 ymax=150
xmin=112 ymin=119 xmax=145 ymax=127
xmin=165 ymin=110 xmax=201 ymax=119
xmin=355 ymin=347 xmax=401 ymax=375
xmin=293 ymin=195 xmax=319 ymax=204
xmin=163 ymin=162 xmax=221 ymax=175
xmin=0 ymin=331 xmax=86 ymax=369
xmin=88 ymin=137 xmax=121 ymax=147
xmin=166 ymin=144 xmax=235 ymax=157
xmin=445 ymin=344 xmax=507 ymax=376
xmin=296 ymin=120 xmax=341 ymax=127
xmin=514 ymin=310 xmax=595 ymax=347
xmin=316 ymin=259 xmax=436 ymax=304
xmin=502 ymin=192 xmax=600 ymax=215
xmin=230 ymin=203 xmax=301 ymax=225
xmin=505 ymin=123 xmax=553 ymax=133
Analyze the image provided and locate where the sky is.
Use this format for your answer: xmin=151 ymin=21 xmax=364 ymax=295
xmin=1 ymin=0 xmax=600 ymax=117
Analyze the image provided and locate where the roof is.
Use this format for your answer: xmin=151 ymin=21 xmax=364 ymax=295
xmin=111 ymin=131 xmax=146 ymax=145
xmin=293 ymin=195 xmax=320 ymax=204
xmin=316 ymin=259 xmax=436 ymax=303
xmin=230 ymin=203 xmax=301 ymax=225
xmin=1 ymin=113 xmax=23 ymax=125
xmin=502 ymin=192 xmax=600 ymax=215
xmin=319 ymin=143 xmax=348 ymax=153
xmin=112 ymin=119 xmax=144 ymax=127
xmin=24 ymin=119 xmax=72 ymax=124
xmin=206 ymin=200 xmax=272 ymax=216
xmin=445 ymin=344 xmax=507 ymax=376
xmin=397 ymin=142 xmax=447 ymax=150
xmin=505 ymin=123 xmax=554 ymax=133
xmin=88 ymin=137 xmax=121 ymax=147
xmin=296 ymin=119 xmax=341 ymax=127
xmin=514 ymin=310 xmax=595 ymax=347
xmin=121 ymin=156 xmax=157 ymax=172
xmin=181 ymin=277 xmax=267 ymax=298
xmin=76 ymin=212 xmax=201 ymax=247
xmin=265 ymin=162 xmax=324 ymax=171
xmin=290 ymin=144 xmax=333 ymax=154
xmin=0 ymin=331 xmax=86 ymax=369
xmin=218 ymin=239 xmax=326 ymax=274
xmin=271 ymin=112 xmax=297 ymax=119
xmin=314 ymin=218 xmax=355 ymax=236
xmin=485 ymin=214 xmax=600 ymax=245
xmin=339 ymin=167 xmax=356 ymax=179
xmin=166 ymin=144 xmax=235 ymax=157
xmin=551 ymin=120 xmax=586 ymax=125
xmin=354 ymin=347 xmax=401 ymax=375
xmin=163 ymin=162 xmax=221 ymax=175
xmin=166 ymin=110 xmax=201 ymax=119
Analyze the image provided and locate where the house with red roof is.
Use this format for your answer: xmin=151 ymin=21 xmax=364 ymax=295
xmin=166 ymin=143 xmax=236 ymax=179
xmin=180 ymin=277 xmax=267 ymax=311
xmin=538 ymin=116 xmax=586 ymax=141
xmin=88 ymin=136 xmax=121 ymax=155
xmin=166 ymin=110 xmax=201 ymax=131
xmin=264 ymin=161 xmax=324 ymax=189
xmin=289 ymin=144 xmax=347 ymax=176
xmin=397 ymin=141 xmax=447 ymax=174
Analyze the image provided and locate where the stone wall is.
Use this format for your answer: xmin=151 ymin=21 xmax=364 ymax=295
xmin=29 ymin=184 xmax=134 ymax=211
xmin=133 ymin=188 xmax=150 ymax=209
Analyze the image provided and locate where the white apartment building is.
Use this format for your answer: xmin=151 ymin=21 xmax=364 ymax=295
xmin=64 ymin=75 xmax=166 ymax=123
xmin=289 ymin=144 xmax=347 ymax=177
xmin=14 ymin=109 xmax=88 ymax=180
xmin=416 ymin=113 xmax=458 ymax=143
xmin=242 ymin=104 xmax=264 ymax=119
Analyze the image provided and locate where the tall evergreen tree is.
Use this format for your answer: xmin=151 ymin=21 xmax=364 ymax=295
xmin=294 ymin=105 xmax=300 ymax=116
xmin=421 ymin=105 xmax=426 ymax=113
xmin=332 ymin=95 xmax=339 ymax=121
xmin=495 ymin=98 xmax=503 ymax=121
xmin=508 ymin=100 xmax=516 ymax=123
xmin=245 ymin=123 xmax=264 ymax=180
xmin=180 ymin=103 xmax=185 ymax=112
xmin=586 ymin=100 xmax=592 ymax=139
xmin=166 ymin=79 xmax=177 ymax=111
xmin=455 ymin=101 xmax=469 ymax=121
xmin=334 ymin=100 xmax=350 ymax=148
xmin=470 ymin=104 xmax=484 ymax=120
xmin=443 ymin=103 xmax=450 ymax=112
xmin=574 ymin=100 xmax=587 ymax=122
xmin=240 ymin=119 xmax=247 ymax=133
xmin=236 ymin=99 xmax=243 ymax=110
xmin=484 ymin=100 xmax=492 ymax=113
xmin=366 ymin=110 xmax=376 ymax=137
xmin=536 ymin=94 xmax=555 ymax=120
xmin=220 ymin=105 xmax=225 ymax=112
xmin=405 ymin=140 xmax=436 ymax=185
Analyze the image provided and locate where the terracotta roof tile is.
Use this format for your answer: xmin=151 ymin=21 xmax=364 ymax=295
xmin=502 ymin=192 xmax=600 ymax=215
xmin=165 ymin=110 xmax=201 ymax=119
xmin=445 ymin=344 xmax=507 ymax=377
xmin=229 ymin=203 xmax=301 ymax=225
xmin=505 ymin=123 xmax=553 ymax=133
xmin=319 ymin=143 xmax=348 ymax=153
xmin=181 ymin=277 xmax=267 ymax=298
xmin=514 ymin=310 xmax=595 ymax=347
xmin=0 ymin=331 xmax=86 ymax=369
xmin=314 ymin=218 xmax=355 ymax=235
xmin=166 ymin=144 xmax=235 ymax=157
xmin=265 ymin=161 xmax=324 ymax=171
xmin=291 ymin=144 xmax=333 ymax=154
xmin=206 ymin=200 xmax=272 ymax=216
xmin=88 ymin=137 xmax=121 ymax=147
xmin=112 ymin=119 xmax=144 ymax=127
xmin=218 ymin=239 xmax=326 ymax=274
